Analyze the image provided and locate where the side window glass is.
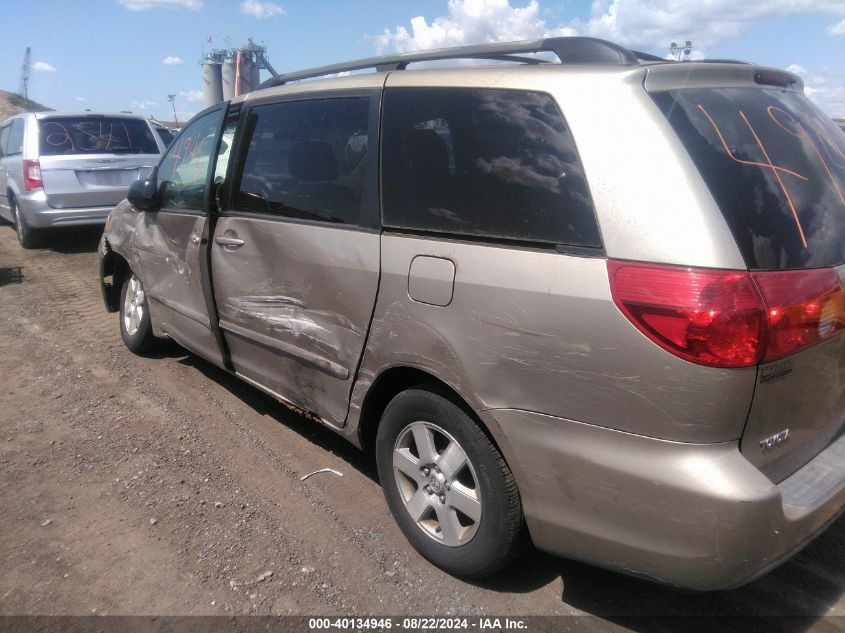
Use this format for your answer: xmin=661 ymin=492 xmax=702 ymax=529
xmin=0 ymin=125 xmax=9 ymax=157
xmin=413 ymin=118 xmax=455 ymax=175
xmin=235 ymin=97 xmax=370 ymax=226
xmin=156 ymin=109 xmax=225 ymax=210
xmin=213 ymin=121 xmax=237 ymax=184
xmin=6 ymin=120 xmax=24 ymax=156
xmin=382 ymin=88 xmax=601 ymax=248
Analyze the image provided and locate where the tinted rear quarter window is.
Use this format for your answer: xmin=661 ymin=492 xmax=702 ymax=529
xmin=382 ymin=87 xmax=601 ymax=248
xmin=652 ymin=88 xmax=845 ymax=270
xmin=38 ymin=117 xmax=159 ymax=156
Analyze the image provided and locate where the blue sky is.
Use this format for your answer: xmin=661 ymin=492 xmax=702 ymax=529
xmin=1 ymin=0 xmax=843 ymax=121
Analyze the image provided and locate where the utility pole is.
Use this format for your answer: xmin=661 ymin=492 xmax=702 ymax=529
xmin=167 ymin=93 xmax=178 ymax=127
xmin=669 ymin=41 xmax=693 ymax=61
xmin=19 ymin=47 xmax=31 ymax=101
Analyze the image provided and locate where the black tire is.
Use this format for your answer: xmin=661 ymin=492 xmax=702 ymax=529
xmin=376 ymin=389 xmax=525 ymax=578
xmin=119 ymin=272 xmax=158 ymax=354
xmin=11 ymin=195 xmax=40 ymax=249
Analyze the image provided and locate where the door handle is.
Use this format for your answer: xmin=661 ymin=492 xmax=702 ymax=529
xmin=215 ymin=236 xmax=245 ymax=248
xmin=190 ymin=234 xmax=201 ymax=245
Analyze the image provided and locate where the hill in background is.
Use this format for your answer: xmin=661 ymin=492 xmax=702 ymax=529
xmin=0 ymin=90 xmax=52 ymax=121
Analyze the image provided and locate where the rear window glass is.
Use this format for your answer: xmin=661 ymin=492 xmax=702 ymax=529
xmin=382 ymin=87 xmax=601 ymax=248
xmin=38 ymin=117 xmax=159 ymax=156
xmin=652 ymin=88 xmax=845 ymax=270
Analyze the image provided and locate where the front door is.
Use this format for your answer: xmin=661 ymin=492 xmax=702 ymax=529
xmin=135 ymin=104 xmax=227 ymax=365
xmin=211 ymin=92 xmax=381 ymax=426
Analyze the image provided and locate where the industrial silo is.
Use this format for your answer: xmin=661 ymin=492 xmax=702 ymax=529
xmin=238 ymin=59 xmax=256 ymax=95
xmin=221 ymin=54 xmax=236 ymax=100
xmin=250 ymin=62 xmax=260 ymax=93
xmin=234 ymin=51 xmax=249 ymax=96
xmin=201 ymin=62 xmax=223 ymax=107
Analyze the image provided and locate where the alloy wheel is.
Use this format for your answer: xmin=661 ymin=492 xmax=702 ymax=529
xmin=123 ymin=275 xmax=145 ymax=336
xmin=392 ymin=421 xmax=482 ymax=547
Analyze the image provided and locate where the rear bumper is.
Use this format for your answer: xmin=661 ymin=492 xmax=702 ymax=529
xmin=17 ymin=191 xmax=114 ymax=228
xmin=484 ymin=409 xmax=845 ymax=591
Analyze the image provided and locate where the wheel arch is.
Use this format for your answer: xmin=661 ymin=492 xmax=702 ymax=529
xmin=100 ymin=247 xmax=131 ymax=312
xmin=7 ymin=182 xmax=21 ymax=201
xmin=0 ymin=183 xmax=15 ymax=222
xmin=355 ymin=364 xmax=537 ymax=525
xmin=357 ymin=366 xmax=507 ymax=459
xmin=5 ymin=186 xmax=19 ymax=222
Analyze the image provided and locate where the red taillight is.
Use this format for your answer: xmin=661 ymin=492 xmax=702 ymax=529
xmin=608 ymin=260 xmax=845 ymax=368
xmin=752 ymin=269 xmax=845 ymax=362
xmin=23 ymin=159 xmax=42 ymax=191
xmin=608 ymin=261 xmax=766 ymax=367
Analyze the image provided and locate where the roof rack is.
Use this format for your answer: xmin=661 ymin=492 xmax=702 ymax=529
xmin=631 ymin=50 xmax=666 ymax=62
xmin=632 ymin=50 xmax=750 ymax=65
xmin=260 ymin=36 xmax=644 ymax=88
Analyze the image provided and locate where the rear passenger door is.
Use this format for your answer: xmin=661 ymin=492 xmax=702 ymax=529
xmin=211 ymin=91 xmax=381 ymax=426
xmin=370 ymin=83 xmax=608 ymax=422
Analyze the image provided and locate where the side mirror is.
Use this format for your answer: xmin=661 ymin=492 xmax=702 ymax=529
xmin=127 ymin=178 xmax=160 ymax=211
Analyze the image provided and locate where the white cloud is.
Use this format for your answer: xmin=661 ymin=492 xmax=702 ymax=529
xmin=239 ymin=0 xmax=284 ymax=19
xmin=118 ymin=0 xmax=202 ymax=11
xmin=162 ymin=56 xmax=184 ymax=66
xmin=179 ymin=90 xmax=203 ymax=102
xmin=571 ymin=0 xmax=845 ymax=49
xmin=132 ymin=100 xmax=159 ymax=110
xmin=75 ymin=96 xmax=87 ymax=102
xmin=373 ymin=1 xmax=845 ymax=116
xmin=32 ymin=61 xmax=57 ymax=73
xmin=375 ymin=0 xmax=845 ymax=54
xmin=373 ymin=0 xmax=574 ymax=53
xmin=809 ymin=86 xmax=845 ymax=118
xmin=783 ymin=62 xmax=845 ymax=116
xmin=800 ymin=67 xmax=845 ymax=118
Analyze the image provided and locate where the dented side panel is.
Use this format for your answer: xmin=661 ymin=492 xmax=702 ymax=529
xmin=133 ymin=210 xmax=224 ymax=366
xmin=104 ymin=202 xmax=224 ymax=367
xmin=351 ymin=234 xmax=757 ymax=444
xmin=104 ymin=199 xmax=143 ymax=272
xmin=211 ymin=216 xmax=380 ymax=426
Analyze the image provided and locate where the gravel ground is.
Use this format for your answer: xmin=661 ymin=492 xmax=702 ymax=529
xmin=1 ymin=223 xmax=845 ymax=631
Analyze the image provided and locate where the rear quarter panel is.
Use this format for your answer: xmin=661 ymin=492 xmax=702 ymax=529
xmin=352 ymin=234 xmax=756 ymax=444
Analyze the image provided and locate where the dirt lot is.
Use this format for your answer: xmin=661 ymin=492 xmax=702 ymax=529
xmin=1 ymin=222 xmax=845 ymax=630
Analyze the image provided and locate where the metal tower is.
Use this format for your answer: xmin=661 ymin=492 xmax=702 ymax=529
xmin=167 ymin=93 xmax=177 ymax=126
xmin=19 ymin=47 xmax=31 ymax=100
